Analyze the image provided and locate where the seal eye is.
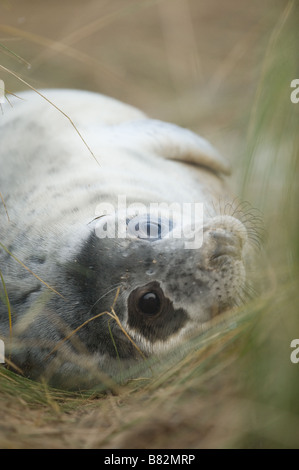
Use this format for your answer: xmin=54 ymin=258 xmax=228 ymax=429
xmin=128 ymin=281 xmax=188 ymax=341
xmin=138 ymin=292 xmax=161 ymax=316
xmin=127 ymin=214 xmax=173 ymax=241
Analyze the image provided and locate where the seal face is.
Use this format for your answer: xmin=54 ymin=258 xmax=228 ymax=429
xmin=0 ymin=89 xmax=255 ymax=389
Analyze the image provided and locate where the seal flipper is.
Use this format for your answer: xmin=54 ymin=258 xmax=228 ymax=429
xmin=105 ymin=119 xmax=231 ymax=176
xmin=6 ymin=89 xmax=230 ymax=176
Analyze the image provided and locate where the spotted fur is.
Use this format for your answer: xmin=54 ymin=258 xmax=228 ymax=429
xmin=0 ymin=90 xmax=254 ymax=389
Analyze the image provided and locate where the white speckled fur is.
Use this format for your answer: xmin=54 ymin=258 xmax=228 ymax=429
xmin=0 ymin=89 xmax=250 ymax=389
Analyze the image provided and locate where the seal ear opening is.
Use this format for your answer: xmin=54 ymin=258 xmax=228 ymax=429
xmin=129 ymin=119 xmax=231 ymax=176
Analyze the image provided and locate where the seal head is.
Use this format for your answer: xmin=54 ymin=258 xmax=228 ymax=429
xmin=0 ymin=90 xmax=255 ymax=389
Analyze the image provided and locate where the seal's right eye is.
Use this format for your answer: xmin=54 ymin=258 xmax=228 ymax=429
xmin=127 ymin=281 xmax=188 ymax=341
xmin=128 ymin=282 xmax=165 ymax=319
xmin=138 ymin=292 xmax=161 ymax=316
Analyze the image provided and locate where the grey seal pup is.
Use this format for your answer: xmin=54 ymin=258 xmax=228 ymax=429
xmin=0 ymin=89 xmax=254 ymax=389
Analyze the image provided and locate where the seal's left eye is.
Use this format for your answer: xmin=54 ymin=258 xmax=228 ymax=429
xmin=138 ymin=292 xmax=161 ymax=316
xmin=127 ymin=214 xmax=173 ymax=241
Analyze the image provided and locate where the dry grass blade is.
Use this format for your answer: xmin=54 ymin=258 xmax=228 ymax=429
xmin=0 ymin=241 xmax=64 ymax=298
xmin=0 ymin=24 xmax=123 ymax=82
xmin=0 ymin=268 xmax=12 ymax=339
xmin=0 ymin=190 xmax=9 ymax=221
xmin=46 ymin=310 xmax=111 ymax=358
xmin=0 ymin=41 xmax=31 ymax=68
xmin=245 ymin=0 xmax=295 ymax=161
xmin=109 ymin=308 xmax=146 ymax=361
xmin=47 ymin=287 xmax=146 ymax=361
xmin=0 ymin=64 xmax=99 ymax=165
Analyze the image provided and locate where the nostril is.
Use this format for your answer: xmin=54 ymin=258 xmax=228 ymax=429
xmin=209 ymin=230 xmax=244 ymax=260
xmin=204 ymin=216 xmax=248 ymax=247
xmin=210 ymin=246 xmax=241 ymax=261
xmin=210 ymin=230 xmax=243 ymax=247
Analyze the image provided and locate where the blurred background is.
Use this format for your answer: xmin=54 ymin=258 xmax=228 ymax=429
xmin=0 ymin=0 xmax=298 ymax=449
xmin=1 ymin=0 xmax=291 ymax=153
